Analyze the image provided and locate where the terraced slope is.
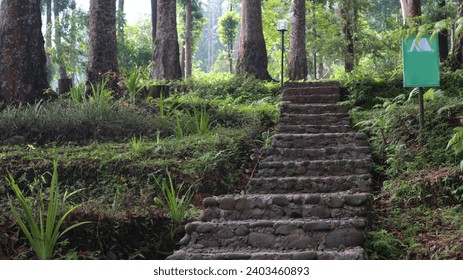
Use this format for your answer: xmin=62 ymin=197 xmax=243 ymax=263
xmin=168 ymin=82 xmax=372 ymax=260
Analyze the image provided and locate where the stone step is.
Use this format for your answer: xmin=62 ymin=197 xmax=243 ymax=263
xmin=283 ymin=86 xmax=341 ymax=96
xmin=249 ymin=174 xmax=372 ymax=194
xmin=278 ymin=124 xmax=353 ymax=134
xmin=177 ymin=218 xmax=367 ymax=252
xmin=284 ymin=81 xmax=341 ymax=89
xmin=281 ymin=104 xmax=348 ymax=114
xmin=263 ymin=146 xmax=371 ymax=161
xmin=271 ymin=133 xmax=369 ymax=148
xmin=280 ymin=113 xmax=350 ymax=126
xmin=167 ymin=247 xmax=365 ymax=260
xmin=256 ymin=159 xmax=370 ymax=177
xmin=282 ymin=93 xmax=340 ymax=104
xmin=199 ymin=192 xmax=371 ymax=222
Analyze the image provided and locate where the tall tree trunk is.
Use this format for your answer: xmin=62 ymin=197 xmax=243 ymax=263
xmin=53 ymin=0 xmax=68 ymax=79
xmin=185 ymin=0 xmax=193 ymax=78
xmin=452 ymin=0 xmax=463 ymax=68
xmin=87 ymin=0 xmax=119 ymax=88
xmin=236 ymin=0 xmax=271 ymax=80
xmin=317 ymin=60 xmax=324 ymax=79
xmin=0 ymin=0 xmax=49 ymax=104
xmin=151 ymin=0 xmax=157 ymax=44
xmin=400 ymin=0 xmax=421 ymax=24
xmin=288 ymin=0 xmax=308 ymax=80
xmin=339 ymin=2 xmax=354 ymax=73
xmin=118 ymin=0 xmax=125 ymax=42
xmin=207 ymin=0 xmax=213 ymax=72
xmin=151 ymin=0 xmax=182 ymax=80
xmin=228 ymin=42 xmax=234 ymax=73
xmin=46 ymin=0 xmax=52 ymax=81
xmin=438 ymin=0 xmax=449 ymax=61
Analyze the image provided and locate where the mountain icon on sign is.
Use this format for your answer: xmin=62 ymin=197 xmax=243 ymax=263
xmin=409 ymin=38 xmax=434 ymax=52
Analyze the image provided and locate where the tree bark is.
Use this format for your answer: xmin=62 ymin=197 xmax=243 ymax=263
xmin=46 ymin=0 xmax=52 ymax=81
xmin=236 ymin=0 xmax=271 ymax=80
xmin=185 ymin=0 xmax=193 ymax=78
xmin=288 ymin=0 xmax=308 ymax=80
xmin=151 ymin=0 xmax=182 ymax=80
xmin=438 ymin=0 xmax=449 ymax=61
xmin=118 ymin=0 xmax=125 ymax=42
xmin=87 ymin=0 xmax=119 ymax=88
xmin=339 ymin=2 xmax=355 ymax=73
xmin=400 ymin=0 xmax=421 ymax=24
xmin=151 ymin=0 xmax=157 ymax=43
xmin=0 ymin=0 xmax=49 ymax=104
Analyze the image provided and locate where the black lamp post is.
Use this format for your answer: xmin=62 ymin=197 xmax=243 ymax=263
xmin=277 ymin=19 xmax=288 ymax=92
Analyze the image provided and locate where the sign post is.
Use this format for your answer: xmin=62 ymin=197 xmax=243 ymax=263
xmin=402 ymin=35 xmax=440 ymax=133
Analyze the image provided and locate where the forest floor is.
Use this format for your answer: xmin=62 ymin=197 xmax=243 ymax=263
xmin=0 ymin=75 xmax=280 ymax=259
xmin=2 ymin=75 xmax=463 ymax=259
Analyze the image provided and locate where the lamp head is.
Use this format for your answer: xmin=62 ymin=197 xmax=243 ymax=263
xmin=277 ymin=20 xmax=288 ymax=31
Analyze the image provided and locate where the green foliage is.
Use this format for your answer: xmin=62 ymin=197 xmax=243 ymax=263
xmin=129 ymin=135 xmax=145 ymax=154
xmin=446 ymin=127 xmax=463 ymax=170
xmin=179 ymin=74 xmax=279 ymax=103
xmin=7 ymin=161 xmax=88 ymax=259
xmin=218 ymin=11 xmax=239 ymax=49
xmin=117 ymin=19 xmax=153 ymax=72
xmin=367 ymin=229 xmax=404 ymax=260
xmin=188 ymin=105 xmax=212 ymax=135
xmin=177 ymin=0 xmax=206 ymax=52
xmin=153 ymin=170 xmax=195 ymax=226
xmin=124 ymin=67 xmax=145 ymax=104
xmin=46 ymin=7 xmax=89 ymax=82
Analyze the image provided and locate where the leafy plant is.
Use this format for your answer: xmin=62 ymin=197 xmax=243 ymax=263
xmin=189 ymin=105 xmax=212 ymax=135
xmin=125 ymin=68 xmax=144 ymax=104
xmin=87 ymin=80 xmax=114 ymax=111
xmin=367 ymin=229 xmax=404 ymax=260
xmin=446 ymin=127 xmax=463 ymax=170
xmin=153 ymin=170 xmax=195 ymax=227
xmin=69 ymin=83 xmax=86 ymax=103
xmin=7 ymin=161 xmax=89 ymax=259
xmin=129 ymin=135 xmax=145 ymax=154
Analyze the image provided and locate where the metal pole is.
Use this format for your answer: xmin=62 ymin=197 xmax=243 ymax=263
xmin=418 ymin=87 xmax=425 ymax=132
xmin=281 ymin=31 xmax=284 ymax=92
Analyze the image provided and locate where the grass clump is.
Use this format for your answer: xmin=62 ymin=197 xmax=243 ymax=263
xmin=7 ymin=161 xmax=89 ymax=259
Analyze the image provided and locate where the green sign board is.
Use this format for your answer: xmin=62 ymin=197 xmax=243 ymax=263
xmin=402 ymin=35 xmax=440 ymax=87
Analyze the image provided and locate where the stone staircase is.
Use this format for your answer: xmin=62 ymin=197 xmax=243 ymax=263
xmin=168 ymin=82 xmax=372 ymax=260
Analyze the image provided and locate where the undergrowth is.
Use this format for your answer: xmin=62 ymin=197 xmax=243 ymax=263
xmin=345 ymin=72 xmax=463 ymax=260
xmin=0 ymin=74 xmax=280 ymax=259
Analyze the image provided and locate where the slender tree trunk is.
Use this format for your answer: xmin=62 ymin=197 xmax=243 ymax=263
xmin=151 ymin=0 xmax=157 ymax=43
xmin=181 ymin=42 xmax=186 ymax=77
xmin=400 ymin=0 xmax=421 ymax=24
xmin=69 ymin=1 xmax=77 ymax=83
xmin=438 ymin=0 xmax=449 ymax=60
xmin=207 ymin=0 xmax=213 ymax=72
xmin=117 ymin=0 xmax=125 ymax=42
xmin=53 ymin=0 xmax=68 ymax=79
xmin=151 ymin=0 xmax=182 ymax=80
xmin=236 ymin=0 xmax=271 ymax=80
xmin=0 ymin=0 xmax=49 ymax=104
xmin=288 ymin=0 xmax=308 ymax=81
xmin=452 ymin=0 xmax=463 ymax=68
xmin=46 ymin=0 xmax=52 ymax=81
xmin=185 ymin=0 xmax=193 ymax=78
xmin=339 ymin=2 xmax=354 ymax=73
xmin=87 ymin=0 xmax=119 ymax=88
xmin=318 ymin=60 xmax=324 ymax=79
xmin=228 ymin=43 xmax=233 ymax=73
